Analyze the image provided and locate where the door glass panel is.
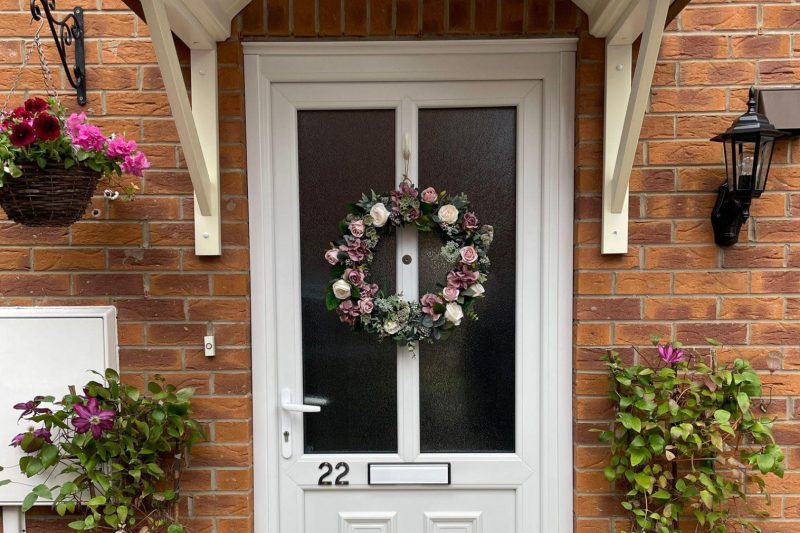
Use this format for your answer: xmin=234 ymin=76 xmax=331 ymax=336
xmin=297 ymin=110 xmax=398 ymax=453
xmin=417 ymin=107 xmax=517 ymax=453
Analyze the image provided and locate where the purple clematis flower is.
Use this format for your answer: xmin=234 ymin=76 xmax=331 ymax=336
xmin=71 ymin=398 xmax=115 ymax=439
xmin=13 ymin=397 xmax=51 ymax=421
xmin=9 ymin=428 xmax=51 ymax=448
xmin=10 ymin=433 xmax=25 ymax=447
xmin=658 ymin=343 xmax=685 ymax=364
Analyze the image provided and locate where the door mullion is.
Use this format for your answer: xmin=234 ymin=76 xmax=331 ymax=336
xmin=397 ymin=97 xmax=420 ymax=462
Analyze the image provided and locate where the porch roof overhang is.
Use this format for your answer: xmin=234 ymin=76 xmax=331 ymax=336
xmin=124 ymin=0 xmax=692 ymax=256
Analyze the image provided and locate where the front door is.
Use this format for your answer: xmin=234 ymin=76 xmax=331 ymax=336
xmin=268 ymin=80 xmax=539 ymax=532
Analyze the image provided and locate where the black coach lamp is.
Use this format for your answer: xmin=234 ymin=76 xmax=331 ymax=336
xmin=710 ymin=87 xmax=788 ymax=246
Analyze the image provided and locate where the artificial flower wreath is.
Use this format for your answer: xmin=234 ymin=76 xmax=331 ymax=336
xmin=325 ymin=182 xmax=494 ymax=350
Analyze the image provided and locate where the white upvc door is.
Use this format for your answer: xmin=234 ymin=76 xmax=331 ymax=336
xmin=245 ymin=41 xmax=575 ymax=533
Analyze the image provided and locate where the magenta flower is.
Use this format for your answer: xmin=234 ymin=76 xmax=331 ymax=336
xmin=33 ymin=428 xmax=53 ymax=444
xmin=106 ymin=134 xmax=137 ymax=158
xmin=658 ymin=343 xmax=685 ymax=364
xmin=121 ymin=151 xmax=151 ymax=178
xmin=71 ymin=398 xmax=115 ymax=439
xmin=13 ymin=398 xmax=51 ymax=421
xmin=67 ymin=112 xmax=87 ymax=138
xmin=74 ymin=123 xmax=106 ymax=152
xmin=10 ymin=433 xmax=25 ymax=447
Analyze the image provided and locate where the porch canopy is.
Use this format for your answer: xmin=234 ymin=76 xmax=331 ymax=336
xmin=124 ymin=0 xmax=691 ymax=256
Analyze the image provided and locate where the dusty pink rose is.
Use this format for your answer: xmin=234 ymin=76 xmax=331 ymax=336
xmin=360 ymin=283 xmax=379 ymax=298
xmin=358 ymin=298 xmax=374 ymax=314
xmin=350 ymin=220 xmax=366 ymax=238
xmin=460 ymin=246 xmax=478 ymax=264
xmin=325 ymin=248 xmax=340 ymax=265
xmin=421 ymin=187 xmax=438 ymax=204
xmin=339 ymin=237 xmax=371 ymax=262
xmin=344 ymin=268 xmax=365 ymax=286
xmin=398 ymin=182 xmax=418 ymax=198
xmin=442 ymin=286 xmax=460 ymax=302
xmin=336 ymin=300 xmax=360 ymax=325
xmin=421 ymin=293 xmax=444 ymax=321
xmin=447 ymin=264 xmax=480 ymax=289
xmin=407 ymin=207 xmax=421 ymax=221
xmin=462 ymin=212 xmax=479 ymax=230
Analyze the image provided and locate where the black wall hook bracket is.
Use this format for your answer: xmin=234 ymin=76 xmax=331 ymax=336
xmin=30 ymin=1 xmax=87 ymax=105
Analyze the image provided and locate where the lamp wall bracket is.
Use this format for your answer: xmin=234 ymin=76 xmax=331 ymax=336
xmin=30 ymin=1 xmax=87 ymax=106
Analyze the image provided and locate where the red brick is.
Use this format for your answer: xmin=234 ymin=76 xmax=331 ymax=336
xmin=151 ymin=274 xmax=210 ymax=296
xmin=74 ymin=274 xmax=144 ymax=296
xmin=682 ymin=6 xmax=756 ymax=32
xmin=0 ymin=274 xmax=69 ymax=296
xmin=147 ymin=323 xmax=207 ymax=346
xmin=644 ymin=297 xmax=716 ymax=320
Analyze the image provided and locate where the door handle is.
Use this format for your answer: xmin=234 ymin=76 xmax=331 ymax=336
xmin=281 ymin=388 xmax=320 ymax=459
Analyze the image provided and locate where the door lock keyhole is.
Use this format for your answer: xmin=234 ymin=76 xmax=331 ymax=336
xmin=402 ymin=254 xmax=413 ymax=265
xmin=284 ymin=431 xmax=290 ymax=442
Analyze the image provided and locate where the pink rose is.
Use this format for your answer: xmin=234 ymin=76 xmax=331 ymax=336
xmin=325 ymin=248 xmax=340 ymax=265
xmin=442 ymin=286 xmax=460 ymax=302
xmin=344 ymin=268 xmax=365 ymax=286
xmin=460 ymin=246 xmax=478 ymax=264
xmin=447 ymin=264 xmax=480 ymax=290
xmin=358 ymin=298 xmax=374 ymax=314
xmin=350 ymin=220 xmax=365 ymax=237
xmin=421 ymin=187 xmax=437 ymax=204
xmin=462 ymin=212 xmax=479 ymax=230
xmin=336 ymin=300 xmax=360 ymax=325
xmin=421 ymin=293 xmax=444 ymax=321
xmin=106 ymin=134 xmax=137 ymax=158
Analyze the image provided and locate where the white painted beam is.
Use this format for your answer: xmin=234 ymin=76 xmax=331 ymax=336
xmin=601 ymin=0 xmax=669 ymax=254
xmin=192 ymin=48 xmax=222 ymax=256
xmin=2 ymin=507 xmax=24 ymax=533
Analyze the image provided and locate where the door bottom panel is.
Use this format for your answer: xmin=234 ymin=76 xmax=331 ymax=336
xmin=304 ymin=489 xmax=514 ymax=533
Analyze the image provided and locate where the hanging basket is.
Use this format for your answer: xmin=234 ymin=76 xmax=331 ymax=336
xmin=0 ymin=162 xmax=100 ymax=227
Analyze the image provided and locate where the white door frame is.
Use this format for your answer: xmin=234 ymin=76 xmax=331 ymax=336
xmin=243 ymin=40 xmax=576 ymax=533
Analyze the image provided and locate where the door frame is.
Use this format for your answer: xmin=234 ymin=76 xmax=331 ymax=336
xmin=243 ymin=39 xmax=577 ymax=533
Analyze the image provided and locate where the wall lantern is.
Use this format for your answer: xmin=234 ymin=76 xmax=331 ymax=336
xmin=710 ymin=87 xmax=788 ymax=246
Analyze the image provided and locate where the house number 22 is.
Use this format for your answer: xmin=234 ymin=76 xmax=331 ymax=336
xmin=318 ymin=462 xmax=349 ymax=485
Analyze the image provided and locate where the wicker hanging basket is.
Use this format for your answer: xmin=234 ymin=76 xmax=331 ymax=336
xmin=0 ymin=162 xmax=100 ymax=227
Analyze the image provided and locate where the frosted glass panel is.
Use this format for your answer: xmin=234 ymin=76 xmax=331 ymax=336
xmin=297 ymin=110 xmax=398 ymax=453
xmin=417 ymin=107 xmax=517 ymax=453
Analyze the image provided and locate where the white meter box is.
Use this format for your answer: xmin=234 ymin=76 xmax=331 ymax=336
xmin=0 ymin=307 xmax=118 ymax=507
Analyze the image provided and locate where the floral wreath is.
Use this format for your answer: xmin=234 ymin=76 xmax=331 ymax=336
xmin=324 ymin=180 xmax=494 ymax=350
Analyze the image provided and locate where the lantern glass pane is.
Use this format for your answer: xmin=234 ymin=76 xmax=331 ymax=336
xmin=754 ymin=137 xmax=775 ymax=193
xmin=735 ymin=139 xmax=756 ymax=192
xmin=723 ymin=141 xmax=733 ymax=190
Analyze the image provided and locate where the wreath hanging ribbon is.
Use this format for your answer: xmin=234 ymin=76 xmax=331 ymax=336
xmin=324 ymin=181 xmax=494 ymax=351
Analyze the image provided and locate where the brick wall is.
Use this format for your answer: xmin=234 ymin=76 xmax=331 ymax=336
xmin=574 ymin=2 xmax=800 ymax=532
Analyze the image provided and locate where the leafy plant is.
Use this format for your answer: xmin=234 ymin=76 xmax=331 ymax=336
xmin=596 ymin=336 xmax=784 ymax=533
xmin=1 ymin=370 xmax=203 ymax=533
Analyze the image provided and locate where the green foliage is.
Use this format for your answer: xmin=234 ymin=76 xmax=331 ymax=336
xmin=4 ymin=370 xmax=203 ymax=533
xmin=597 ymin=340 xmax=784 ymax=533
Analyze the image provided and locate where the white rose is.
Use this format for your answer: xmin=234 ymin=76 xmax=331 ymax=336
xmin=384 ymin=320 xmax=401 ymax=335
xmin=370 ymin=203 xmax=390 ymax=227
xmin=462 ymin=283 xmax=485 ymax=297
xmin=444 ymin=302 xmax=463 ymax=326
xmin=332 ymin=279 xmax=351 ymax=300
xmin=438 ymin=204 xmax=459 ymax=224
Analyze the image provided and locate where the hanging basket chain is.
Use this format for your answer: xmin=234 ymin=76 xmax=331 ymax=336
xmin=2 ymin=17 xmax=59 ymax=116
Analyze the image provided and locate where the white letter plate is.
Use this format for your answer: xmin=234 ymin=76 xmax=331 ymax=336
xmin=368 ymin=463 xmax=450 ymax=485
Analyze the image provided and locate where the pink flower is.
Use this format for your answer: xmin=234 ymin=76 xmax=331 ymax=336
xmin=462 ymin=212 xmax=479 ymax=230
xmin=460 ymin=246 xmax=478 ymax=264
xmin=106 ymin=134 xmax=137 ymax=158
xmin=360 ymin=283 xmax=379 ymax=298
xmin=10 ymin=433 xmax=25 ymax=447
xmin=67 ymin=112 xmax=87 ymax=138
xmin=358 ymin=298 xmax=374 ymax=314
xmin=325 ymin=248 xmax=340 ymax=265
xmin=33 ymin=428 xmax=52 ymax=444
xmin=398 ymin=182 xmax=418 ymax=198
xmin=74 ymin=123 xmax=106 ymax=152
xmin=658 ymin=343 xmax=684 ymax=364
xmin=421 ymin=293 xmax=444 ymax=321
xmin=442 ymin=286 xmax=460 ymax=302
xmin=339 ymin=237 xmax=370 ymax=262
xmin=344 ymin=268 xmax=365 ymax=286
xmin=121 ymin=151 xmax=151 ymax=178
xmin=447 ymin=264 xmax=480 ymax=290
xmin=336 ymin=300 xmax=360 ymax=325
xmin=421 ymin=187 xmax=438 ymax=204
xmin=349 ymin=220 xmax=365 ymax=238
xmin=407 ymin=208 xmax=421 ymax=220
xmin=71 ymin=398 xmax=115 ymax=439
